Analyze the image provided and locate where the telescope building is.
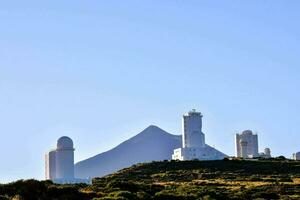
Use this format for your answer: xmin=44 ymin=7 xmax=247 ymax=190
xmin=235 ymin=130 xmax=259 ymax=158
xmin=45 ymin=136 xmax=90 ymax=184
xmin=172 ymin=109 xmax=227 ymax=161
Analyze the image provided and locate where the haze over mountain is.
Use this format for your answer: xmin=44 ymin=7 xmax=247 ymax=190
xmin=75 ymin=125 xmax=227 ymax=179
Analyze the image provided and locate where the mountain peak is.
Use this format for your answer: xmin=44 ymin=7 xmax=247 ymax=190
xmin=144 ymin=125 xmax=162 ymax=131
xmin=75 ymin=125 xmax=182 ymax=179
xmin=136 ymin=125 xmax=172 ymax=139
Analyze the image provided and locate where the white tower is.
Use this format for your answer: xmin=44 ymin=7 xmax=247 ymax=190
xmin=182 ymin=109 xmax=205 ymax=148
xmin=264 ymin=148 xmax=271 ymax=158
xmin=292 ymin=152 xmax=300 ymax=160
xmin=172 ymin=109 xmax=227 ymax=161
xmin=45 ymin=150 xmax=56 ymax=180
xmin=45 ymin=136 xmax=90 ymax=184
xmin=240 ymin=140 xmax=248 ymax=159
xmin=236 ymin=130 xmax=259 ymax=158
xmin=55 ymin=136 xmax=75 ymax=180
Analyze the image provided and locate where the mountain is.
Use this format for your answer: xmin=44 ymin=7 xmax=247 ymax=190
xmin=75 ymin=125 xmax=182 ymax=179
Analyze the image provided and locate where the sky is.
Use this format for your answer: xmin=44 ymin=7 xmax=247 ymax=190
xmin=0 ymin=1 xmax=300 ymax=182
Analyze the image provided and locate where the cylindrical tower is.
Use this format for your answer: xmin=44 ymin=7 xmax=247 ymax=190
xmin=240 ymin=140 xmax=248 ymax=159
xmin=264 ymin=148 xmax=271 ymax=158
xmin=182 ymin=109 xmax=205 ymax=148
xmin=55 ymin=136 xmax=75 ymax=180
xmin=236 ymin=130 xmax=259 ymax=158
xmin=45 ymin=150 xmax=56 ymax=180
xmin=294 ymin=152 xmax=300 ymax=160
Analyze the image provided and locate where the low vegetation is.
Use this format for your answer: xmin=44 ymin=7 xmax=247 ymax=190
xmin=2 ymin=159 xmax=300 ymax=199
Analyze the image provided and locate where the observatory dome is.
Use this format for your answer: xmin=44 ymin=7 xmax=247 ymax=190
xmin=57 ymin=136 xmax=74 ymax=150
xmin=242 ymin=130 xmax=253 ymax=135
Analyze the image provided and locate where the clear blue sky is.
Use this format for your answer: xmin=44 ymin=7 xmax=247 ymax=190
xmin=0 ymin=1 xmax=299 ymax=182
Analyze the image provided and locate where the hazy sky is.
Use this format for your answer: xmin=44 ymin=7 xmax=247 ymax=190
xmin=0 ymin=1 xmax=300 ymax=182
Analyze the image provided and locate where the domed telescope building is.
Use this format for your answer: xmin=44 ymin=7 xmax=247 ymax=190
xmin=45 ymin=136 xmax=90 ymax=184
xmin=235 ymin=130 xmax=259 ymax=158
xmin=56 ymin=136 xmax=75 ymax=180
xmin=292 ymin=152 xmax=300 ymax=160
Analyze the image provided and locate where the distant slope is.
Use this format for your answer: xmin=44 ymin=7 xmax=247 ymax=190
xmin=75 ymin=125 xmax=182 ymax=179
xmin=89 ymin=160 xmax=300 ymax=199
xmin=100 ymin=160 xmax=300 ymax=182
xmin=2 ymin=160 xmax=300 ymax=200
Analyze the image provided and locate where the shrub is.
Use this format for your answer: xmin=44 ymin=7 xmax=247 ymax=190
xmin=252 ymin=192 xmax=280 ymax=199
xmin=109 ymin=190 xmax=137 ymax=199
xmin=154 ymin=191 xmax=185 ymax=200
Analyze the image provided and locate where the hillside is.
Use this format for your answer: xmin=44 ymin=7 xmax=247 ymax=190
xmin=89 ymin=159 xmax=300 ymax=199
xmin=3 ymin=159 xmax=300 ymax=199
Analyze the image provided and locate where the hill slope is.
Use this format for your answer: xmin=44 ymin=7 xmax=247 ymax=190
xmin=90 ymin=159 xmax=300 ymax=200
xmin=2 ymin=160 xmax=300 ymax=199
xmin=75 ymin=125 xmax=182 ymax=179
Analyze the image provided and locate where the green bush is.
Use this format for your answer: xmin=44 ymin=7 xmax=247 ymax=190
xmin=109 ymin=191 xmax=137 ymax=199
xmin=154 ymin=191 xmax=185 ymax=200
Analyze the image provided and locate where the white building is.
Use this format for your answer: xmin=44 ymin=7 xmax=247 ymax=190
xmin=55 ymin=137 xmax=75 ymax=180
xmin=259 ymin=148 xmax=272 ymax=159
xmin=45 ymin=150 xmax=56 ymax=180
xmin=45 ymin=136 xmax=90 ymax=184
xmin=235 ymin=130 xmax=259 ymax=158
xmin=182 ymin=110 xmax=205 ymax=148
xmin=172 ymin=109 xmax=227 ymax=161
xmin=292 ymin=152 xmax=300 ymax=160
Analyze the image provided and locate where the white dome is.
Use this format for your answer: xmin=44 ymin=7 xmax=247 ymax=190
xmin=57 ymin=136 xmax=74 ymax=150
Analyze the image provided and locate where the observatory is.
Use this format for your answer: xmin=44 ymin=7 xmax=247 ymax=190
xmin=182 ymin=110 xmax=205 ymax=148
xmin=292 ymin=152 xmax=300 ymax=160
xmin=45 ymin=136 xmax=89 ymax=184
xmin=259 ymin=148 xmax=272 ymax=159
xmin=235 ymin=130 xmax=259 ymax=158
xmin=172 ymin=109 xmax=227 ymax=161
xmin=55 ymin=136 xmax=75 ymax=180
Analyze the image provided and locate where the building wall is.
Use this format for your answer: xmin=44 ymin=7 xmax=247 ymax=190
xmin=45 ymin=154 xmax=49 ymax=180
xmin=182 ymin=110 xmax=205 ymax=148
xmin=45 ymin=137 xmax=75 ymax=181
xmin=172 ymin=148 xmax=184 ymax=160
xmin=293 ymin=152 xmax=300 ymax=160
xmin=173 ymin=110 xmax=226 ymax=161
xmin=172 ymin=146 xmax=226 ymax=161
xmin=236 ymin=130 xmax=259 ymax=158
xmin=264 ymin=148 xmax=271 ymax=158
xmin=45 ymin=150 xmax=56 ymax=180
xmin=56 ymin=149 xmax=74 ymax=179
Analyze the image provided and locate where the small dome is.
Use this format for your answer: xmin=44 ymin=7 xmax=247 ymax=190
xmin=242 ymin=130 xmax=253 ymax=135
xmin=57 ymin=136 xmax=74 ymax=150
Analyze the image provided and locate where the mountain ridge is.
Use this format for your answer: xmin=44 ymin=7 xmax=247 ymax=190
xmin=75 ymin=125 xmax=182 ymax=178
